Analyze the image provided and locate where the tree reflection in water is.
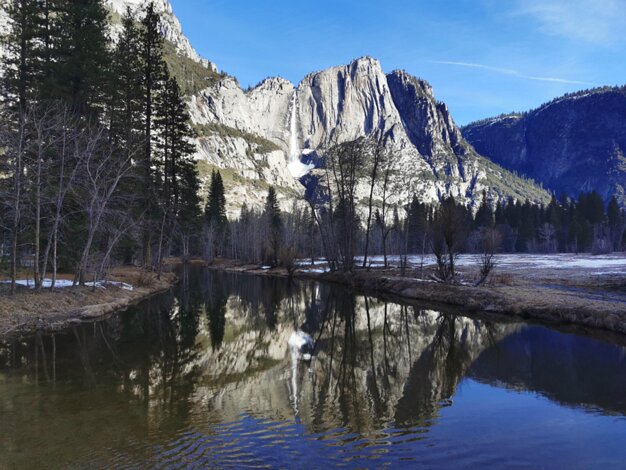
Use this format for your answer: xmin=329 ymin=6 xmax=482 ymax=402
xmin=2 ymin=266 xmax=626 ymax=468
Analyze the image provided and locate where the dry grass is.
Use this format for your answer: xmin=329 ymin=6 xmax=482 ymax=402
xmin=0 ymin=266 xmax=176 ymax=339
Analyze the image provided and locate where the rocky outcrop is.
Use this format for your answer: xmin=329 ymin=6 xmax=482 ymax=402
xmin=462 ymin=87 xmax=626 ymax=208
xmin=107 ymin=0 xmax=217 ymax=71
xmin=191 ymin=57 xmax=550 ymax=214
xmin=188 ymin=77 xmax=305 ymax=215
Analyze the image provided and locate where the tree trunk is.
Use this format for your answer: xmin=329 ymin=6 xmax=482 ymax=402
xmin=33 ymin=150 xmax=42 ymax=289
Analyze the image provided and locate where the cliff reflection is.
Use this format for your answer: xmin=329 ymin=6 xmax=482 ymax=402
xmin=2 ymin=266 xmax=626 ymax=468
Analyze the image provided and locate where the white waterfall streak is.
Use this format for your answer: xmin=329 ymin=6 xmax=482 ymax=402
xmin=287 ymin=91 xmax=312 ymax=178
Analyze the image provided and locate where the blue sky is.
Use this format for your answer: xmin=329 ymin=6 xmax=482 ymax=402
xmin=170 ymin=0 xmax=626 ymax=125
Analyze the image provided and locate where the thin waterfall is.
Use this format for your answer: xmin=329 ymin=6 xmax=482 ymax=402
xmin=287 ymin=90 xmax=312 ymax=178
xmin=289 ymin=91 xmax=298 ymax=159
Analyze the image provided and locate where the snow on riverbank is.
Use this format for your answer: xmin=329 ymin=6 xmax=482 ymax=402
xmin=298 ymin=254 xmax=626 ymax=275
xmin=0 ymin=279 xmax=134 ymax=291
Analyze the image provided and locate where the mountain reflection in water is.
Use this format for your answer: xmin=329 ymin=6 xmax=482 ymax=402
xmin=1 ymin=267 xmax=626 ymax=468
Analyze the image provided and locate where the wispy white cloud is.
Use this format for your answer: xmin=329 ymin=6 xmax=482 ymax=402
xmin=512 ymin=0 xmax=626 ymax=45
xmin=431 ymin=60 xmax=594 ymax=86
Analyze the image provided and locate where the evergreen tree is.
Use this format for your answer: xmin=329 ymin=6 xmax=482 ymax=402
xmin=177 ymin=162 xmax=202 ymax=258
xmin=607 ymin=196 xmax=624 ymax=251
xmin=156 ymin=73 xmax=185 ymax=208
xmin=138 ymin=1 xmax=167 ymax=265
xmin=140 ymin=1 xmax=166 ymax=183
xmin=517 ymin=200 xmax=536 ymax=251
xmin=37 ymin=0 xmax=64 ymax=100
xmin=406 ymin=195 xmax=429 ymax=253
xmin=54 ymin=0 xmax=111 ymax=114
xmin=264 ymin=186 xmax=282 ymax=266
xmin=204 ymin=170 xmax=228 ymax=257
xmin=474 ymin=191 xmax=494 ymax=228
xmin=1 ymin=0 xmax=41 ymax=117
xmin=153 ymin=70 xmax=200 ymax=267
xmin=578 ymin=191 xmax=605 ymax=225
xmin=607 ymin=197 xmax=621 ymax=228
xmin=109 ymin=8 xmax=143 ymax=159
xmin=205 ymin=170 xmax=227 ymax=228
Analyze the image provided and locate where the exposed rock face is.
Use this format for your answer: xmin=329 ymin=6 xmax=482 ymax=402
xmin=387 ymin=71 xmax=467 ymax=178
xmin=191 ymin=57 xmax=550 ymax=215
xmin=0 ymin=1 xmax=551 ymax=215
xmin=298 ymin=57 xmax=400 ymax=150
xmin=191 ymin=76 xmax=294 ymax=147
xmin=107 ymin=0 xmax=217 ymax=71
xmin=188 ymin=76 xmax=305 ymax=215
xmin=462 ymin=87 xmax=626 ymax=208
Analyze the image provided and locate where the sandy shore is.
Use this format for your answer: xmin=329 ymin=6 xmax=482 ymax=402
xmin=0 ymin=267 xmax=176 ymax=340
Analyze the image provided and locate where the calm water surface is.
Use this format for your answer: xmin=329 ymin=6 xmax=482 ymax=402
xmin=1 ymin=267 xmax=626 ymax=468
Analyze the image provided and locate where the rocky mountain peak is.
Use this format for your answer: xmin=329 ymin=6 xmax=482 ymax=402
xmin=347 ymin=56 xmax=383 ymax=74
xmin=188 ymin=54 xmax=550 ymax=213
xmin=387 ymin=69 xmax=464 ymax=164
xmin=388 ymin=70 xmax=434 ymax=99
xmin=297 ymin=56 xmax=397 ymax=149
xmin=248 ymin=77 xmax=294 ymax=94
xmin=0 ymin=0 xmax=552 ymax=214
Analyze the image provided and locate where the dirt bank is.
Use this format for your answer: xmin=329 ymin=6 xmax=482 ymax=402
xmin=204 ymin=259 xmax=626 ymax=335
xmin=0 ymin=267 xmax=176 ymax=340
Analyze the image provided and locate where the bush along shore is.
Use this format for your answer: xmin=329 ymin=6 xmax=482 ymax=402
xmin=0 ymin=267 xmax=177 ymax=340
xmin=204 ymin=258 xmax=626 ymax=336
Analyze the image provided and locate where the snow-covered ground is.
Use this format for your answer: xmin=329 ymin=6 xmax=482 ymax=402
xmin=0 ymin=279 xmax=134 ymax=290
xmin=460 ymin=253 xmax=626 ymax=276
xmin=298 ymin=254 xmax=626 ymax=276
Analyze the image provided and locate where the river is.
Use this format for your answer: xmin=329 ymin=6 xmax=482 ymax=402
xmin=1 ymin=267 xmax=626 ymax=468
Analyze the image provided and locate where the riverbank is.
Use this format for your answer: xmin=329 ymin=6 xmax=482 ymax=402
xmin=0 ymin=267 xmax=177 ymax=340
xmin=204 ymin=255 xmax=626 ymax=335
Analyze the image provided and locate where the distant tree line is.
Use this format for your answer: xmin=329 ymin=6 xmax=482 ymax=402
xmin=465 ymin=84 xmax=626 ymax=128
xmin=0 ymin=0 xmax=202 ymax=292
xmin=488 ymin=192 xmax=626 ymax=254
xmin=202 ymin=171 xmax=318 ymax=275
xmin=204 ymin=136 xmax=626 ymax=283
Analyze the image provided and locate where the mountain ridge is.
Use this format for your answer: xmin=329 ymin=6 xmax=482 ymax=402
xmin=191 ymin=55 xmax=549 ymax=214
xmin=462 ymin=85 xmax=626 ymax=208
xmin=0 ymin=1 xmax=552 ymax=215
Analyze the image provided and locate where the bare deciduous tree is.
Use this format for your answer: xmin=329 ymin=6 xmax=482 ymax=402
xmin=0 ymin=108 xmax=28 ymax=294
xmin=325 ymin=138 xmax=367 ymax=272
xmin=430 ymin=197 xmax=469 ymax=283
xmin=475 ymin=227 xmax=501 ymax=286
xmin=72 ymin=122 xmax=135 ymax=286
xmin=362 ymin=138 xmax=387 ymax=268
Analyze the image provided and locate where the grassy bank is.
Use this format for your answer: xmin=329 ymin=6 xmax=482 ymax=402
xmin=0 ymin=267 xmax=177 ymax=340
xmin=203 ymin=258 xmax=626 ymax=336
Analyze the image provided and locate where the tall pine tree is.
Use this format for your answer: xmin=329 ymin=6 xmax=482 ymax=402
xmin=1 ymin=0 xmax=41 ymax=117
xmin=264 ymin=186 xmax=282 ymax=266
xmin=109 ymin=7 xmax=143 ymax=160
xmin=54 ymin=0 xmax=111 ymax=115
xmin=138 ymin=1 xmax=167 ymax=266
xmin=154 ymin=71 xmax=200 ymax=264
xmin=205 ymin=170 xmax=227 ymax=228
